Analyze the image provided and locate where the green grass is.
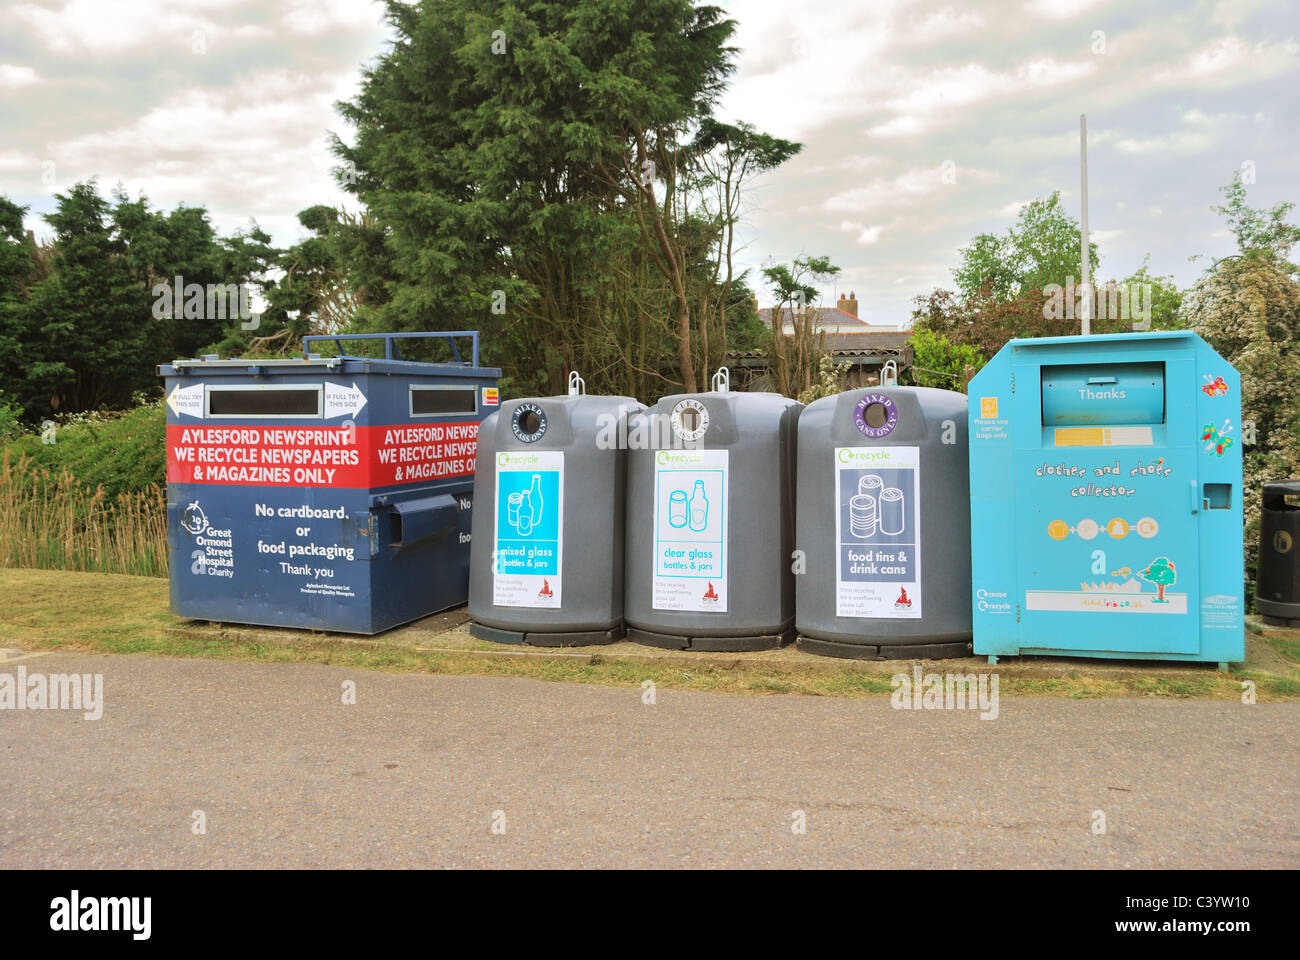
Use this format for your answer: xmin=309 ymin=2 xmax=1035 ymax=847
xmin=4 ymin=568 xmax=1299 ymax=701
xmin=1264 ymin=631 xmax=1300 ymax=665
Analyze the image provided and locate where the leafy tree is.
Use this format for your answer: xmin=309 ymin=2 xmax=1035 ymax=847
xmin=109 ymin=188 xmax=273 ymax=360
xmin=0 ymin=198 xmax=39 ymax=404
xmin=1121 ymin=255 xmax=1183 ymax=330
xmin=19 ymin=182 xmax=157 ymax=416
xmin=692 ymin=119 xmax=801 ymax=372
xmin=910 ymin=284 xmax=1131 ymax=360
xmin=761 ymin=254 xmax=839 ymax=398
xmin=796 ymin=353 xmax=850 ymax=405
xmin=907 ymin=328 xmax=986 ymax=392
xmin=1185 ymin=173 xmax=1300 ymax=594
xmin=1208 ymin=173 xmax=1300 ymax=270
xmin=954 ymin=192 xmax=1099 ymax=300
xmin=916 ymin=191 xmax=1154 ymax=359
xmin=333 ymin=0 xmax=795 ymax=400
xmin=0 ymin=183 xmax=284 ymax=419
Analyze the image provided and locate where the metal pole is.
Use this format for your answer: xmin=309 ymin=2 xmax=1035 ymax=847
xmin=1080 ymin=113 xmax=1090 ymax=336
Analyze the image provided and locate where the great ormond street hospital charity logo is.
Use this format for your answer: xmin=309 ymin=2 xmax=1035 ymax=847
xmin=181 ymin=501 xmax=209 ymax=535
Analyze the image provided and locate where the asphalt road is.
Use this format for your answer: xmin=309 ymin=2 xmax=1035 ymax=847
xmin=1 ymin=650 xmax=1296 ymax=868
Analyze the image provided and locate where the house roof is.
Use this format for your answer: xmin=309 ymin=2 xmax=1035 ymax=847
xmin=758 ymin=306 xmax=875 ymax=329
xmin=822 ymin=331 xmax=911 ymax=351
xmin=727 ymin=330 xmax=912 ymax=366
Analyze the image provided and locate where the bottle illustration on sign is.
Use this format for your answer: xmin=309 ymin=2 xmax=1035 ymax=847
xmin=507 ymin=473 xmax=544 ymax=536
xmin=688 ymin=480 xmax=709 ymax=532
xmin=668 ymin=490 xmax=688 ymax=528
xmin=1139 ymin=557 xmax=1176 ymax=603
xmin=529 ymin=474 xmax=543 ymax=526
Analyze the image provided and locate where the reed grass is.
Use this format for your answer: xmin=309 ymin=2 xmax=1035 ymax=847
xmin=0 ymin=448 xmax=168 ymax=577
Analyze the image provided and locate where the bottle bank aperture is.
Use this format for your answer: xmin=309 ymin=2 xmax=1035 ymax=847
xmin=968 ymin=331 xmax=1244 ymax=667
xmin=158 ymin=332 xmax=501 ymax=634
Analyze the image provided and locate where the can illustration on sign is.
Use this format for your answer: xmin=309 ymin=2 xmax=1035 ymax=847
xmin=493 ymin=450 xmax=563 ymax=607
xmin=652 ymin=448 xmax=727 ymax=612
xmin=834 ymin=445 xmax=921 ymax=618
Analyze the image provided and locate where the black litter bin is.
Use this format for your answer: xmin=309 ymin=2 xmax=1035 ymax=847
xmin=1256 ymin=480 xmax=1300 ymax=623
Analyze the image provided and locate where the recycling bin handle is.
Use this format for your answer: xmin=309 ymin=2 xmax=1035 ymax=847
xmin=1190 ymin=480 xmax=1199 ymax=514
xmin=302 ymin=331 xmax=480 ymax=367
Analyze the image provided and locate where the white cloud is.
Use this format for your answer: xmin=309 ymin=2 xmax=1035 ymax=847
xmin=9 ymin=0 xmax=235 ymax=54
xmin=840 ymin=220 xmax=886 ymax=245
xmin=902 ymin=6 xmax=986 ymax=41
xmin=44 ymin=69 xmax=362 ymax=227
xmin=867 ymin=115 xmax=925 ymax=138
xmin=0 ymin=149 xmax=38 ymax=171
xmin=0 ymin=64 xmax=40 ymax=88
xmin=1023 ymin=0 xmax=1105 ymax=19
xmin=1153 ymin=36 xmax=1299 ymax=85
xmin=869 ymin=58 xmax=1097 ymax=138
xmin=7 ymin=0 xmax=366 ymax=54
xmin=824 ymin=164 xmax=994 ymax=217
xmin=281 ymin=0 xmax=381 ymax=36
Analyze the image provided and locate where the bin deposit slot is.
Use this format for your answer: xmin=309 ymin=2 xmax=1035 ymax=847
xmin=1203 ymin=483 xmax=1232 ymax=510
xmin=207 ymin=385 xmax=322 ymax=418
xmin=387 ymin=495 xmax=457 ymax=549
xmin=1040 ymin=361 xmax=1165 ymax=427
xmin=517 ymin=408 xmax=541 ymax=434
xmin=410 ymin=385 xmax=477 ymax=416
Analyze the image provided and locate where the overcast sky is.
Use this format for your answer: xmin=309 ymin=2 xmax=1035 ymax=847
xmin=2 ymin=0 xmax=1297 ymax=324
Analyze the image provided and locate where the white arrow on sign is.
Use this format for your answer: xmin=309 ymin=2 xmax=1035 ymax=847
xmin=166 ymin=383 xmax=205 ymax=418
xmin=324 ymin=381 xmax=367 ymax=419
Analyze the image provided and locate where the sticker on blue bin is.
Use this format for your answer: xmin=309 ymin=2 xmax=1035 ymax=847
xmin=652 ymin=448 xmax=728 ymax=612
xmin=834 ymin=445 xmax=922 ymax=618
xmin=493 ymin=450 xmax=563 ymax=607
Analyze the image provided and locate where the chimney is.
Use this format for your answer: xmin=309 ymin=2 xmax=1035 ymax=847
xmin=839 ymin=291 xmax=858 ymax=318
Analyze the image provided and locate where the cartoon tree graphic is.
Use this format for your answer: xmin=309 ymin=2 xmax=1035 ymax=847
xmin=1139 ymin=557 xmax=1177 ymax=603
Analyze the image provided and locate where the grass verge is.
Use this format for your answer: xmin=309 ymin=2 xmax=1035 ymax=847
xmin=3 ymin=567 xmax=1298 ymax=701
